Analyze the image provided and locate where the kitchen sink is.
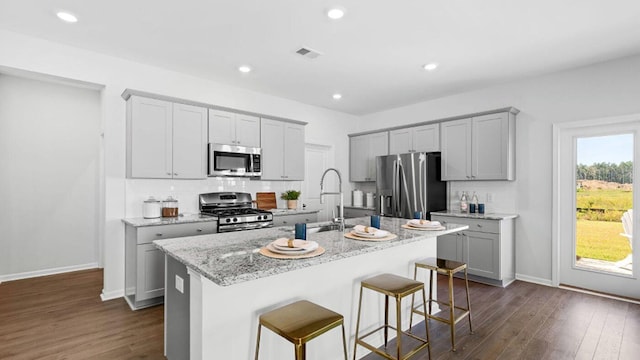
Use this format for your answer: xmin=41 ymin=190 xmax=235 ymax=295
xmin=284 ymin=223 xmax=355 ymax=234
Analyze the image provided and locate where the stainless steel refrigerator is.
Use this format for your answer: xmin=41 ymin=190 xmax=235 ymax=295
xmin=376 ymin=152 xmax=447 ymax=219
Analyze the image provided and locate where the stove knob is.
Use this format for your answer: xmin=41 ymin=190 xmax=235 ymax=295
xmin=225 ymin=218 xmax=231 ymax=223
xmin=233 ymin=217 xmax=238 ymax=222
xmin=257 ymin=215 xmax=263 ymax=220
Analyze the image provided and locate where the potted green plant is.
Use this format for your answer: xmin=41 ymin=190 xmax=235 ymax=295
xmin=281 ymin=190 xmax=301 ymax=210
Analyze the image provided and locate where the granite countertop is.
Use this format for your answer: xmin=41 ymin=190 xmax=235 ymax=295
xmin=344 ymin=205 xmax=376 ymax=210
xmin=122 ymin=213 xmax=218 ymax=227
xmin=269 ymin=208 xmax=320 ymax=216
xmin=153 ymin=216 xmax=468 ymax=287
xmin=431 ymin=211 xmax=518 ymax=220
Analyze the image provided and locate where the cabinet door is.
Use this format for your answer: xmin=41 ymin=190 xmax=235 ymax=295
xmin=412 ymin=124 xmax=440 ymax=152
xmin=129 ymin=96 xmax=173 ymax=178
xmin=367 ymin=132 xmax=389 ymax=181
xmin=441 ymin=118 xmax=472 ymax=180
xmin=389 ymin=128 xmax=412 ymax=154
xmin=173 ymin=104 xmax=207 ymax=179
xmin=464 ymin=230 xmax=499 ymax=279
xmin=260 ymin=118 xmax=285 ymax=180
xmin=472 ymin=112 xmax=510 ymax=180
xmin=437 ymin=233 xmax=459 ymax=262
xmin=235 ymin=114 xmax=260 ymax=147
xmin=136 ymin=243 xmax=165 ymax=301
xmin=208 ymin=109 xmax=236 ymax=145
xmin=350 ymin=135 xmax=370 ymax=181
xmin=283 ymin=123 xmax=305 ymax=180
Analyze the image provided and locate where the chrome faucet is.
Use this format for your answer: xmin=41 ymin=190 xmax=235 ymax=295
xmin=320 ymin=168 xmax=344 ymax=232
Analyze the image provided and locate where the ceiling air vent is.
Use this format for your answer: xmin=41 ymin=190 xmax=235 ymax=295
xmin=295 ymin=47 xmax=323 ymax=59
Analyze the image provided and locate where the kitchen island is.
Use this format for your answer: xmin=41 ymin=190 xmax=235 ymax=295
xmin=154 ymin=216 xmax=468 ymax=359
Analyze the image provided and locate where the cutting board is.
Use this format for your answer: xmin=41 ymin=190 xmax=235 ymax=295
xmin=256 ymin=192 xmax=277 ymax=210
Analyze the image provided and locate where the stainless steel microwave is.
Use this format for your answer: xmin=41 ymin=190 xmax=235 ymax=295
xmin=208 ymin=144 xmax=262 ymax=177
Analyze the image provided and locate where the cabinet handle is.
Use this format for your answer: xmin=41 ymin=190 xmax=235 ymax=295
xmin=466 ymin=175 xmax=471 ymax=179
xmin=476 ymin=224 xmax=482 ymax=228
xmin=155 ymin=233 xmax=163 ymax=236
xmin=197 ymin=229 xmax=203 ymax=232
xmin=174 ymin=173 xmax=178 ymax=176
xmin=166 ymin=172 xmax=171 ymax=175
xmin=282 ymin=221 xmax=288 ymax=224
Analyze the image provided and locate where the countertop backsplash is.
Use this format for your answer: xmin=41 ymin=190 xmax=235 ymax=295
xmin=447 ymin=180 xmax=518 ymax=215
xmin=125 ymin=178 xmax=303 ymax=218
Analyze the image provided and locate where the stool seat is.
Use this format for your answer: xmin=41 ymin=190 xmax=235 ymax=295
xmin=415 ymin=258 xmax=467 ymax=274
xmin=255 ymin=300 xmax=348 ymax=359
xmin=259 ymin=300 xmax=343 ymax=345
xmin=362 ymin=273 xmax=424 ymax=298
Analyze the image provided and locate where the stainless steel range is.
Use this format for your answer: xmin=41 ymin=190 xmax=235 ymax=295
xmin=199 ymin=192 xmax=273 ymax=233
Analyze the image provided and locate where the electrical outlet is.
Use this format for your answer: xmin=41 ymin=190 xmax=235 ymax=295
xmin=175 ymin=275 xmax=184 ymax=294
xmin=486 ymin=193 xmax=493 ymax=203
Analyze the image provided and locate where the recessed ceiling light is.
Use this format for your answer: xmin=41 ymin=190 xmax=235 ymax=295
xmin=56 ymin=11 xmax=78 ymax=23
xmin=423 ymin=63 xmax=439 ymax=71
xmin=238 ymin=65 xmax=252 ymax=73
xmin=333 ymin=93 xmax=342 ymax=100
xmin=327 ymin=8 xmax=345 ymax=20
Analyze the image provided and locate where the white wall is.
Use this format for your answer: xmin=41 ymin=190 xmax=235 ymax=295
xmin=0 ymin=74 xmax=101 ymax=279
xmin=0 ymin=29 xmax=359 ymax=298
xmin=359 ymin=54 xmax=640 ymax=284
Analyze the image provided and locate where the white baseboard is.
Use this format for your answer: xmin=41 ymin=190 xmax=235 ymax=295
xmin=101 ymin=288 xmax=124 ymax=301
xmin=515 ymin=273 xmax=554 ymax=287
xmin=0 ymin=262 xmax=99 ymax=282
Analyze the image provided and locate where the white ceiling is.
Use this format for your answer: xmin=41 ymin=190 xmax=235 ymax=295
xmin=1 ymin=1 xmax=640 ymax=115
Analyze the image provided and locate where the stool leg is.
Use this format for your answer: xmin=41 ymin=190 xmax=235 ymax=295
xmin=384 ymin=295 xmax=389 ymax=347
xmin=353 ymin=286 xmax=364 ymax=360
xmin=448 ymin=271 xmax=456 ymax=351
xmin=341 ymin=323 xmax=348 ymax=360
xmin=294 ymin=343 xmax=305 ymax=360
xmin=428 ymin=269 xmax=434 ymax=315
xmin=254 ymin=324 xmax=262 ymax=360
xmin=395 ymin=296 xmax=402 ymax=360
xmin=422 ymin=287 xmax=431 ymax=360
xmin=464 ymin=268 xmax=473 ymax=334
xmin=409 ymin=264 xmax=418 ymax=329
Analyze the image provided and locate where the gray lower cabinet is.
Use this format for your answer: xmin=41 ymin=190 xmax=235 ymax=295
xmin=343 ymin=207 xmax=377 ymax=219
xmin=124 ymin=221 xmax=217 ymax=310
xmin=431 ymin=215 xmax=515 ymax=287
xmin=272 ymin=212 xmax=319 ymax=227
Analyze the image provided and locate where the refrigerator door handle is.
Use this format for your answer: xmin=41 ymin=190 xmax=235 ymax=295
xmin=398 ymin=160 xmax=412 ymax=219
xmin=392 ymin=159 xmax=398 ymax=215
xmin=418 ymin=153 xmax=426 ymax=215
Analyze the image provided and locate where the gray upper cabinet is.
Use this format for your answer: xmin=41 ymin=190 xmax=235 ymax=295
xmin=208 ymin=109 xmax=260 ymax=147
xmin=350 ymin=132 xmax=389 ymax=182
xmin=441 ymin=111 xmax=515 ymax=181
xmin=260 ymin=118 xmax=305 ymax=180
xmin=127 ymin=96 xmax=207 ymax=179
xmin=389 ymin=123 xmax=440 ymax=154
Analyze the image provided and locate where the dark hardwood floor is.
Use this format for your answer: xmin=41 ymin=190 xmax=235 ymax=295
xmin=1 ymin=269 xmax=638 ymax=359
xmin=0 ymin=269 xmax=165 ymax=360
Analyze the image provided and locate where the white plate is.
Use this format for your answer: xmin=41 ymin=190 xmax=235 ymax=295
xmin=266 ymin=242 xmax=318 ymax=255
xmin=407 ymin=219 xmax=442 ymax=228
xmin=351 ymin=229 xmax=390 ymax=238
xmin=272 ymin=238 xmax=318 ymax=251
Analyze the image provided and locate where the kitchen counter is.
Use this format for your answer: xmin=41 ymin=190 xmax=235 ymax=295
xmin=431 ymin=210 xmax=518 ymax=220
xmin=122 ymin=213 xmax=218 ymax=227
xmin=344 ymin=205 xmax=376 ymax=210
xmin=268 ymin=208 xmax=319 ymax=216
xmin=154 ymin=216 xmax=468 ymax=359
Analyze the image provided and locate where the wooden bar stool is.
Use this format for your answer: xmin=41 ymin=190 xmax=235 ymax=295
xmin=254 ymin=300 xmax=348 ymax=360
xmin=410 ymin=257 xmax=472 ymax=351
xmin=353 ymin=273 xmax=431 ymax=360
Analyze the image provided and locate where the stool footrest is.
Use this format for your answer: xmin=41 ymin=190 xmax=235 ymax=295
xmin=356 ymin=325 xmax=429 ymax=360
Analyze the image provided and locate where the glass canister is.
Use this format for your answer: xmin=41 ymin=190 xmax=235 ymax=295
xmin=143 ymin=197 xmax=161 ymax=219
xmin=162 ymin=196 xmax=179 ymax=217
